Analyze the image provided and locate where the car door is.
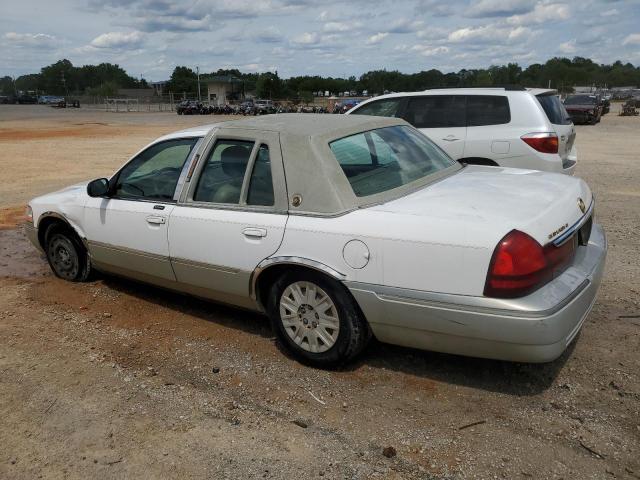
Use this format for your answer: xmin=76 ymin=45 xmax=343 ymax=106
xmin=462 ymin=95 xmax=511 ymax=162
xmin=83 ymin=137 xmax=201 ymax=283
xmin=401 ymin=95 xmax=467 ymax=159
xmin=168 ymin=128 xmax=288 ymax=308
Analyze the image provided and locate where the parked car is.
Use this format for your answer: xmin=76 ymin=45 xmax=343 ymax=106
xmin=254 ymin=99 xmax=275 ymax=114
xmin=25 ymin=114 xmax=606 ymax=367
xmin=563 ymin=94 xmax=602 ymax=125
xmin=176 ymin=100 xmax=202 ymax=115
xmin=346 ymin=87 xmax=578 ymax=174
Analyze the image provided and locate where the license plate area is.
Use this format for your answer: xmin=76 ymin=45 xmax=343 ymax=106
xmin=578 ymin=216 xmax=593 ymax=246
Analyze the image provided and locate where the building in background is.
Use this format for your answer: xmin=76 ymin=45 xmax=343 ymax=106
xmin=204 ymin=75 xmax=245 ymax=105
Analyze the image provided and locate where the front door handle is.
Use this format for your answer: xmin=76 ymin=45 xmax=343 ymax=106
xmin=243 ymin=227 xmax=267 ymax=238
xmin=146 ymin=215 xmax=166 ymax=225
xmin=442 ymin=135 xmax=460 ymax=142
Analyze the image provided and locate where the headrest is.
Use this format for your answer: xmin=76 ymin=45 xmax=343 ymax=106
xmin=221 ymin=145 xmax=250 ymax=177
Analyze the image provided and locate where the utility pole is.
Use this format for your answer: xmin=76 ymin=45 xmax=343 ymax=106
xmin=196 ymin=66 xmax=201 ymax=101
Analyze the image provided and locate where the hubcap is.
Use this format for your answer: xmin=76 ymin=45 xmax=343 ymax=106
xmin=48 ymin=236 xmax=79 ymax=280
xmin=279 ymin=281 xmax=340 ymax=353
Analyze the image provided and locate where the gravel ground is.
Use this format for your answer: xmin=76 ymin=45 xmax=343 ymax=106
xmin=0 ymin=104 xmax=638 ymax=480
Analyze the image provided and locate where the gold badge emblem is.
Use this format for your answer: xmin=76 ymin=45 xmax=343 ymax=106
xmin=578 ymin=198 xmax=586 ymax=214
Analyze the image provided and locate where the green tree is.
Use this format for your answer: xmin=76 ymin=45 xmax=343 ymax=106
xmin=167 ymin=66 xmax=197 ymax=95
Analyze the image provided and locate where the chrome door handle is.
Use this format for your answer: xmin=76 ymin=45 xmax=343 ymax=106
xmin=243 ymin=227 xmax=267 ymax=238
xmin=146 ymin=215 xmax=166 ymax=225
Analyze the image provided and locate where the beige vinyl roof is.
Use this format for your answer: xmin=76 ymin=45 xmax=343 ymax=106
xmin=218 ymin=113 xmax=407 ymax=138
xmin=214 ymin=114 xmax=460 ymax=216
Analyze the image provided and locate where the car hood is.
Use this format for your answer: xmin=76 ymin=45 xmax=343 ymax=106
xmin=368 ymin=165 xmax=592 ymax=247
xmin=565 ymin=104 xmax=596 ymax=111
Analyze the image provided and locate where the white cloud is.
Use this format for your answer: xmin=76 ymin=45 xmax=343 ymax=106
xmin=410 ymin=45 xmax=450 ymax=56
xmin=291 ymin=32 xmax=319 ymax=45
xmin=558 ymin=39 xmax=576 ymax=54
xmin=90 ymin=31 xmax=144 ymax=49
xmin=448 ymin=24 xmax=532 ymax=43
xmin=366 ymin=32 xmax=388 ymax=45
xmin=466 ymin=0 xmax=536 ymax=18
xmin=507 ymin=3 xmax=570 ymax=25
xmin=622 ymin=33 xmax=640 ymax=46
xmin=388 ymin=18 xmax=425 ymax=33
xmin=3 ymin=32 xmax=58 ymax=48
xmin=323 ymin=22 xmax=350 ymax=33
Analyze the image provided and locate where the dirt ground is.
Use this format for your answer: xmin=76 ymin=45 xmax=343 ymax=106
xmin=0 ymin=104 xmax=638 ymax=480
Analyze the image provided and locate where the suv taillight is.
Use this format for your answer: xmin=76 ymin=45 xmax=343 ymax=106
xmin=484 ymin=230 xmax=576 ymax=298
xmin=521 ymin=132 xmax=559 ymax=154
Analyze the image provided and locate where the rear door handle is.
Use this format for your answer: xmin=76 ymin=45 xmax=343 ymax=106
xmin=146 ymin=215 xmax=166 ymax=225
xmin=243 ymin=227 xmax=267 ymax=238
xmin=442 ymin=135 xmax=460 ymax=142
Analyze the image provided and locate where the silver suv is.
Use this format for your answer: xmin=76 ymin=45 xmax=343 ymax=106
xmin=346 ymin=88 xmax=577 ymax=174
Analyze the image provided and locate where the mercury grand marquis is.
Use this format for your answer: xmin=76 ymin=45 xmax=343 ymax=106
xmin=25 ymin=114 xmax=607 ymax=367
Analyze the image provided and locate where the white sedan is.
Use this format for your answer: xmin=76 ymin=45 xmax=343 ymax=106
xmin=25 ymin=114 xmax=606 ymax=367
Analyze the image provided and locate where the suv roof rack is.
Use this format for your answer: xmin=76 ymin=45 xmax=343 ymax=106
xmin=422 ymin=86 xmax=527 ymax=91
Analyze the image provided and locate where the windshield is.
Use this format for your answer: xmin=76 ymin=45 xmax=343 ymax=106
xmin=564 ymin=95 xmax=597 ymax=105
xmin=330 ymin=125 xmax=455 ymax=197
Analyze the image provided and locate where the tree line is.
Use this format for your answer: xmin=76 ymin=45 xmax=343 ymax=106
xmin=2 ymin=57 xmax=639 ymax=99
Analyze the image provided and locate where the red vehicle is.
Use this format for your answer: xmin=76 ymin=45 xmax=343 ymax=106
xmin=563 ymin=94 xmax=602 ymax=125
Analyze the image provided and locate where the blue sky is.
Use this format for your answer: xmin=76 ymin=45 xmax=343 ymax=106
xmin=1 ymin=0 xmax=639 ymax=81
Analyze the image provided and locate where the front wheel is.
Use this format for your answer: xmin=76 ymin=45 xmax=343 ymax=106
xmin=267 ymin=270 xmax=371 ymax=367
xmin=45 ymin=227 xmax=92 ymax=282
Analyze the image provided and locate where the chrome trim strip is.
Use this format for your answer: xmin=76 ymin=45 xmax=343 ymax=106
xmin=87 ymin=240 xmax=169 ymax=262
xmin=250 ymin=256 xmax=346 ymax=300
xmin=552 ymin=198 xmax=594 ymax=246
xmin=171 ymin=257 xmax=241 ymax=274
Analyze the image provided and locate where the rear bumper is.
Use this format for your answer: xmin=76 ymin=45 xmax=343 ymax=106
xmin=347 ymin=224 xmax=607 ymax=363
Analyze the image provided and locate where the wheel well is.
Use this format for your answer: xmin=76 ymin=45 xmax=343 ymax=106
xmin=37 ymin=216 xmax=79 ymax=250
xmin=458 ymin=157 xmax=499 ymax=167
xmin=255 ymin=264 xmax=347 ymax=312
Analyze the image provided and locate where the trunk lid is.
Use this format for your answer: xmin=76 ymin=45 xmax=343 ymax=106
xmin=369 ymin=165 xmax=592 ymax=247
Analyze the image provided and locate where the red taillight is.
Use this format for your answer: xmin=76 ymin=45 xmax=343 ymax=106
xmin=484 ymin=230 xmax=575 ymax=298
xmin=521 ymin=132 xmax=559 ymax=154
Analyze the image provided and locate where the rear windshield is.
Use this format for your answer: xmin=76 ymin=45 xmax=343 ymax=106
xmin=329 ymin=125 xmax=455 ymax=197
xmin=537 ymin=94 xmax=572 ymax=125
xmin=564 ymin=95 xmax=597 ymax=105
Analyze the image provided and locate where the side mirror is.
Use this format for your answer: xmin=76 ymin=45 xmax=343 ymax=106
xmin=87 ymin=178 xmax=110 ymax=197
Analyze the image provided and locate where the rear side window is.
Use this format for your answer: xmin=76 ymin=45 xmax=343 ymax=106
xmin=246 ymin=144 xmax=275 ymax=206
xmin=403 ymin=95 xmax=466 ymax=128
xmin=466 ymin=96 xmax=510 ymax=126
xmin=537 ymin=95 xmax=571 ymax=125
xmin=352 ymin=98 xmax=403 ymax=117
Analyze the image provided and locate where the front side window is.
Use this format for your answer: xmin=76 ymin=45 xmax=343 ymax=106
xmin=403 ymin=95 xmax=466 ymax=128
xmin=114 ymin=138 xmax=199 ymax=201
xmin=466 ymin=95 xmax=510 ymax=126
xmin=330 ymin=126 xmax=455 ymax=197
xmin=352 ymin=98 xmax=403 ymax=117
xmin=193 ymin=140 xmax=254 ymax=204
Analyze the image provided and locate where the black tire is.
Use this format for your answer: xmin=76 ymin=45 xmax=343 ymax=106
xmin=45 ymin=225 xmax=92 ymax=282
xmin=267 ymin=270 xmax=371 ymax=368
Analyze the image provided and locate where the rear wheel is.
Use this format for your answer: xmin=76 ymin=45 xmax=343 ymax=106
xmin=267 ymin=270 xmax=370 ymax=367
xmin=45 ymin=226 xmax=92 ymax=282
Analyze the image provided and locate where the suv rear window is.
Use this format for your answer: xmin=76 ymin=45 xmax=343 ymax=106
xmin=403 ymin=95 xmax=466 ymax=128
xmin=466 ymin=96 xmax=510 ymax=126
xmin=537 ymin=94 xmax=571 ymax=125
